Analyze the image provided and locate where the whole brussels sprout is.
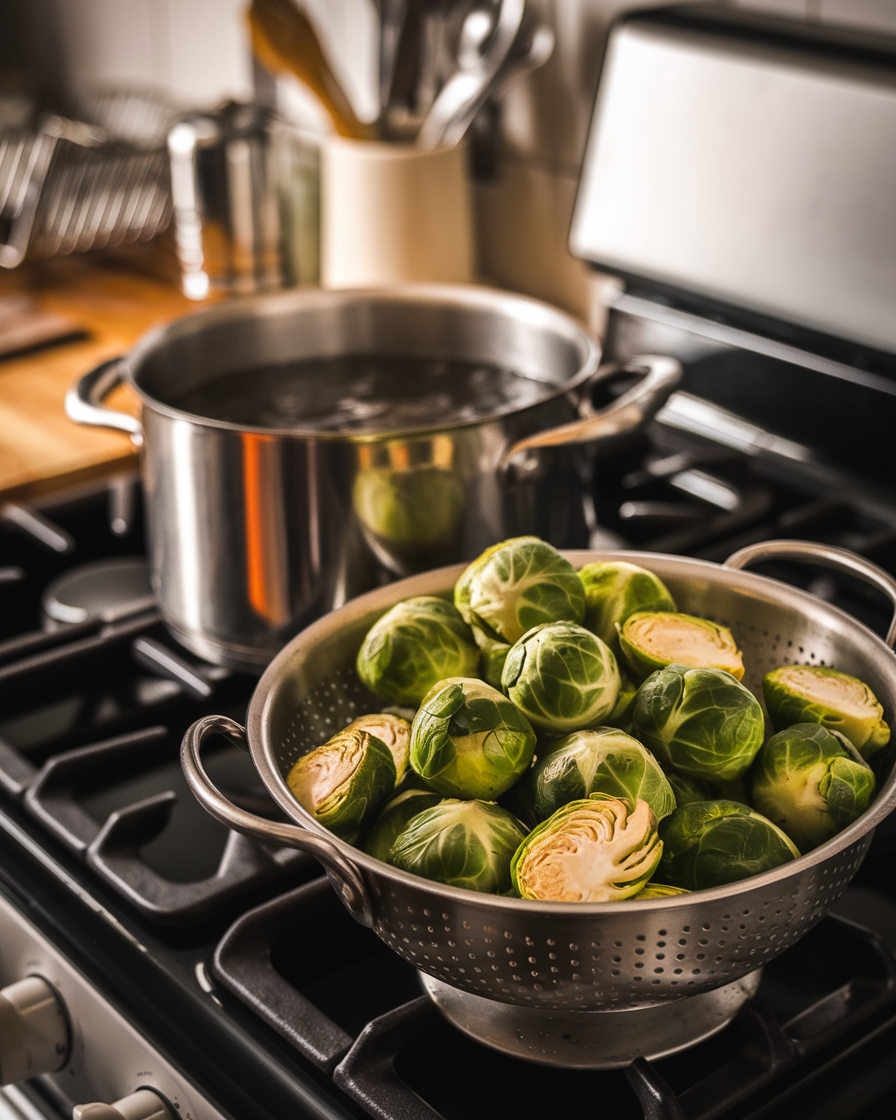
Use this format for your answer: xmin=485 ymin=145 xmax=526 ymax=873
xmin=579 ymin=560 xmax=676 ymax=653
xmin=666 ymin=771 xmax=714 ymax=807
xmin=343 ymin=713 xmax=411 ymax=785
xmin=658 ymin=799 xmax=800 ymax=889
xmin=388 ymin=799 xmax=527 ymax=894
xmin=477 ymin=632 xmax=512 ymax=690
xmin=750 ymin=723 xmax=876 ymax=852
xmin=500 ymin=621 xmax=621 ymax=734
xmin=633 ymin=882 xmax=690 ymax=899
xmin=361 ymin=787 xmax=444 ymax=862
xmin=454 ymin=537 xmax=586 ymax=647
xmin=409 ymin=677 xmax=536 ymax=799
xmin=511 ymin=794 xmax=663 ymax=902
xmin=604 ymin=671 xmax=639 ymax=730
xmin=356 ymin=596 xmax=479 ymax=706
xmin=520 ymin=727 xmax=676 ymax=824
xmin=762 ymin=665 xmax=890 ymax=759
xmin=618 ymin=612 xmax=744 ymax=681
xmin=286 ymin=727 xmax=396 ymax=841
xmin=631 ymin=663 xmax=765 ymax=782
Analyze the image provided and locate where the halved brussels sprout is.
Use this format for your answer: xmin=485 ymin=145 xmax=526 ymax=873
xmin=343 ymin=713 xmax=411 ymax=785
xmin=409 ymin=677 xmax=537 ymax=799
xmin=286 ymin=727 xmax=396 ymax=841
xmin=580 ymin=560 xmax=676 ymax=653
xmin=750 ymin=723 xmax=876 ymax=852
xmin=520 ymin=727 xmax=676 ymax=823
xmin=618 ymin=612 xmax=744 ymax=681
xmin=511 ymin=794 xmax=662 ymax=902
xmin=500 ymin=621 xmax=621 ymax=734
xmin=762 ymin=665 xmax=890 ymax=759
xmin=388 ymin=799 xmax=527 ymax=894
xmin=631 ymin=663 xmax=765 ymax=781
xmin=454 ymin=537 xmax=586 ymax=647
xmin=361 ymin=787 xmax=444 ymax=862
xmin=658 ymin=799 xmax=800 ymax=890
xmin=356 ymin=595 xmax=479 ymax=706
xmin=633 ymin=883 xmax=690 ymax=899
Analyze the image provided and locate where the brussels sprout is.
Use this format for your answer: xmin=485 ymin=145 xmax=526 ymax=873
xmin=454 ymin=537 xmax=586 ymax=647
xmin=580 ymin=560 xmax=676 ymax=653
xmin=666 ymin=771 xmax=714 ymax=807
xmin=388 ymin=799 xmax=527 ymax=893
xmin=477 ymin=632 xmax=512 ymax=690
xmin=634 ymin=883 xmax=690 ymax=899
xmin=361 ymin=787 xmax=444 ymax=862
xmin=356 ymin=595 xmax=479 ymax=706
xmin=521 ymin=727 xmax=676 ymax=823
xmin=658 ymin=800 xmax=800 ymax=890
xmin=500 ymin=621 xmax=621 ymax=734
xmin=511 ymin=794 xmax=663 ymax=902
xmin=286 ymin=727 xmax=396 ymax=841
xmin=631 ymin=663 xmax=765 ymax=781
xmin=604 ymin=671 xmax=639 ymax=730
xmin=762 ymin=665 xmax=890 ymax=759
xmin=343 ymin=713 xmax=411 ymax=785
xmin=749 ymin=723 xmax=876 ymax=852
xmin=618 ymin=612 xmax=744 ymax=681
xmin=409 ymin=677 xmax=536 ymax=799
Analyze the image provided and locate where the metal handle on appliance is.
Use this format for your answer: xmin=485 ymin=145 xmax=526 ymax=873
xmin=500 ymin=354 xmax=682 ymax=469
xmin=64 ymin=358 xmax=144 ymax=442
xmin=181 ymin=715 xmax=375 ymax=927
xmin=724 ymin=539 xmax=896 ymax=649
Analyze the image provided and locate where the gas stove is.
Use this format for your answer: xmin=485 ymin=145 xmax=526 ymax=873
xmin=3 ymin=358 xmax=896 ymax=1120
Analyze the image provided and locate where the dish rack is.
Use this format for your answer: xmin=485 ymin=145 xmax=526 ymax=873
xmin=0 ymin=90 xmax=176 ymax=269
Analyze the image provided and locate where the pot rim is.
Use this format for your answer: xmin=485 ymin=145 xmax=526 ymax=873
xmin=121 ymin=283 xmax=602 ymax=440
xmin=245 ymin=548 xmax=896 ymax=916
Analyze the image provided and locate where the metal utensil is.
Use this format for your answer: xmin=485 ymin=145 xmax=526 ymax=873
xmin=417 ymin=0 xmax=525 ymax=151
xmin=182 ymin=540 xmax=896 ymax=1066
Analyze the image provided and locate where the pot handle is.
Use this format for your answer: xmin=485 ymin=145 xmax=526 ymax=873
xmin=724 ymin=539 xmax=896 ymax=649
xmin=65 ymin=357 xmax=144 ymax=443
xmin=500 ymin=354 xmax=682 ymax=469
xmin=181 ymin=714 xmax=375 ymax=928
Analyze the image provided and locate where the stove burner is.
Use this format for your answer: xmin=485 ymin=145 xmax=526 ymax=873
xmin=42 ymin=557 xmax=155 ymax=628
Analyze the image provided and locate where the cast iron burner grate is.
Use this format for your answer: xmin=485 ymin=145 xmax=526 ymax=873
xmin=211 ymin=875 xmax=896 ymax=1120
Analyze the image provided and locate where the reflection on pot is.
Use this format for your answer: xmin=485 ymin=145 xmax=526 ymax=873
xmin=352 ymin=435 xmax=465 ymax=576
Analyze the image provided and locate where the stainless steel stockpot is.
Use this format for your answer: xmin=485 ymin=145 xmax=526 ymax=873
xmin=66 ymin=285 xmax=680 ymax=672
xmin=182 ymin=540 xmax=896 ymax=1065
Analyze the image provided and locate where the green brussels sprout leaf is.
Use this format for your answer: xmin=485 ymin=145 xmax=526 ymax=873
xmin=631 ymin=663 xmax=765 ymax=782
xmin=454 ymin=536 xmax=586 ymax=646
xmin=501 ymin=621 xmax=621 ymax=733
xmin=633 ymin=882 xmax=690 ymax=899
xmin=388 ymin=799 xmax=527 ymax=893
xmin=356 ymin=595 xmax=479 ymax=706
xmin=410 ymin=677 xmax=537 ymax=799
xmin=658 ymin=799 xmax=800 ymax=890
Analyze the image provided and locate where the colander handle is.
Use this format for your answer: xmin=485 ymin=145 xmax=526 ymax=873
xmin=181 ymin=714 xmax=375 ymax=927
xmin=724 ymin=539 xmax=896 ymax=649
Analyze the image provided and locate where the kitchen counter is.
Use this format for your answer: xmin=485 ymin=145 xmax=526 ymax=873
xmin=0 ymin=255 xmax=200 ymax=503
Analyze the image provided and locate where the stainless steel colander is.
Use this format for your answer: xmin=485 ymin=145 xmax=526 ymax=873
xmin=182 ymin=540 xmax=896 ymax=1051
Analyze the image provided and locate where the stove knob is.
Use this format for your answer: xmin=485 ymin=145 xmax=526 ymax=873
xmin=0 ymin=976 xmax=69 ymax=1085
xmin=73 ymin=1089 xmax=173 ymax=1120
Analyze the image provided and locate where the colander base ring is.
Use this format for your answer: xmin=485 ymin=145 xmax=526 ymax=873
xmin=419 ymin=968 xmax=763 ymax=1069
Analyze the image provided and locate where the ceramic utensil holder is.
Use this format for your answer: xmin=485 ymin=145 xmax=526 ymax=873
xmin=321 ymin=136 xmax=475 ymax=288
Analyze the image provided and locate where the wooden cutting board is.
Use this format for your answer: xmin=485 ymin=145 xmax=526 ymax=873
xmin=0 ymin=255 xmax=203 ymax=503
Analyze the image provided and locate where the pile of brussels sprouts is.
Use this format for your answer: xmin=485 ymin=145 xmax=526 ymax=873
xmin=285 ymin=537 xmax=891 ymax=903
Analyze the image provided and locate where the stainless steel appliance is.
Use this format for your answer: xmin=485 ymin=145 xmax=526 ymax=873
xmin=5 ymin=5 xmax=896 ymax=1119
